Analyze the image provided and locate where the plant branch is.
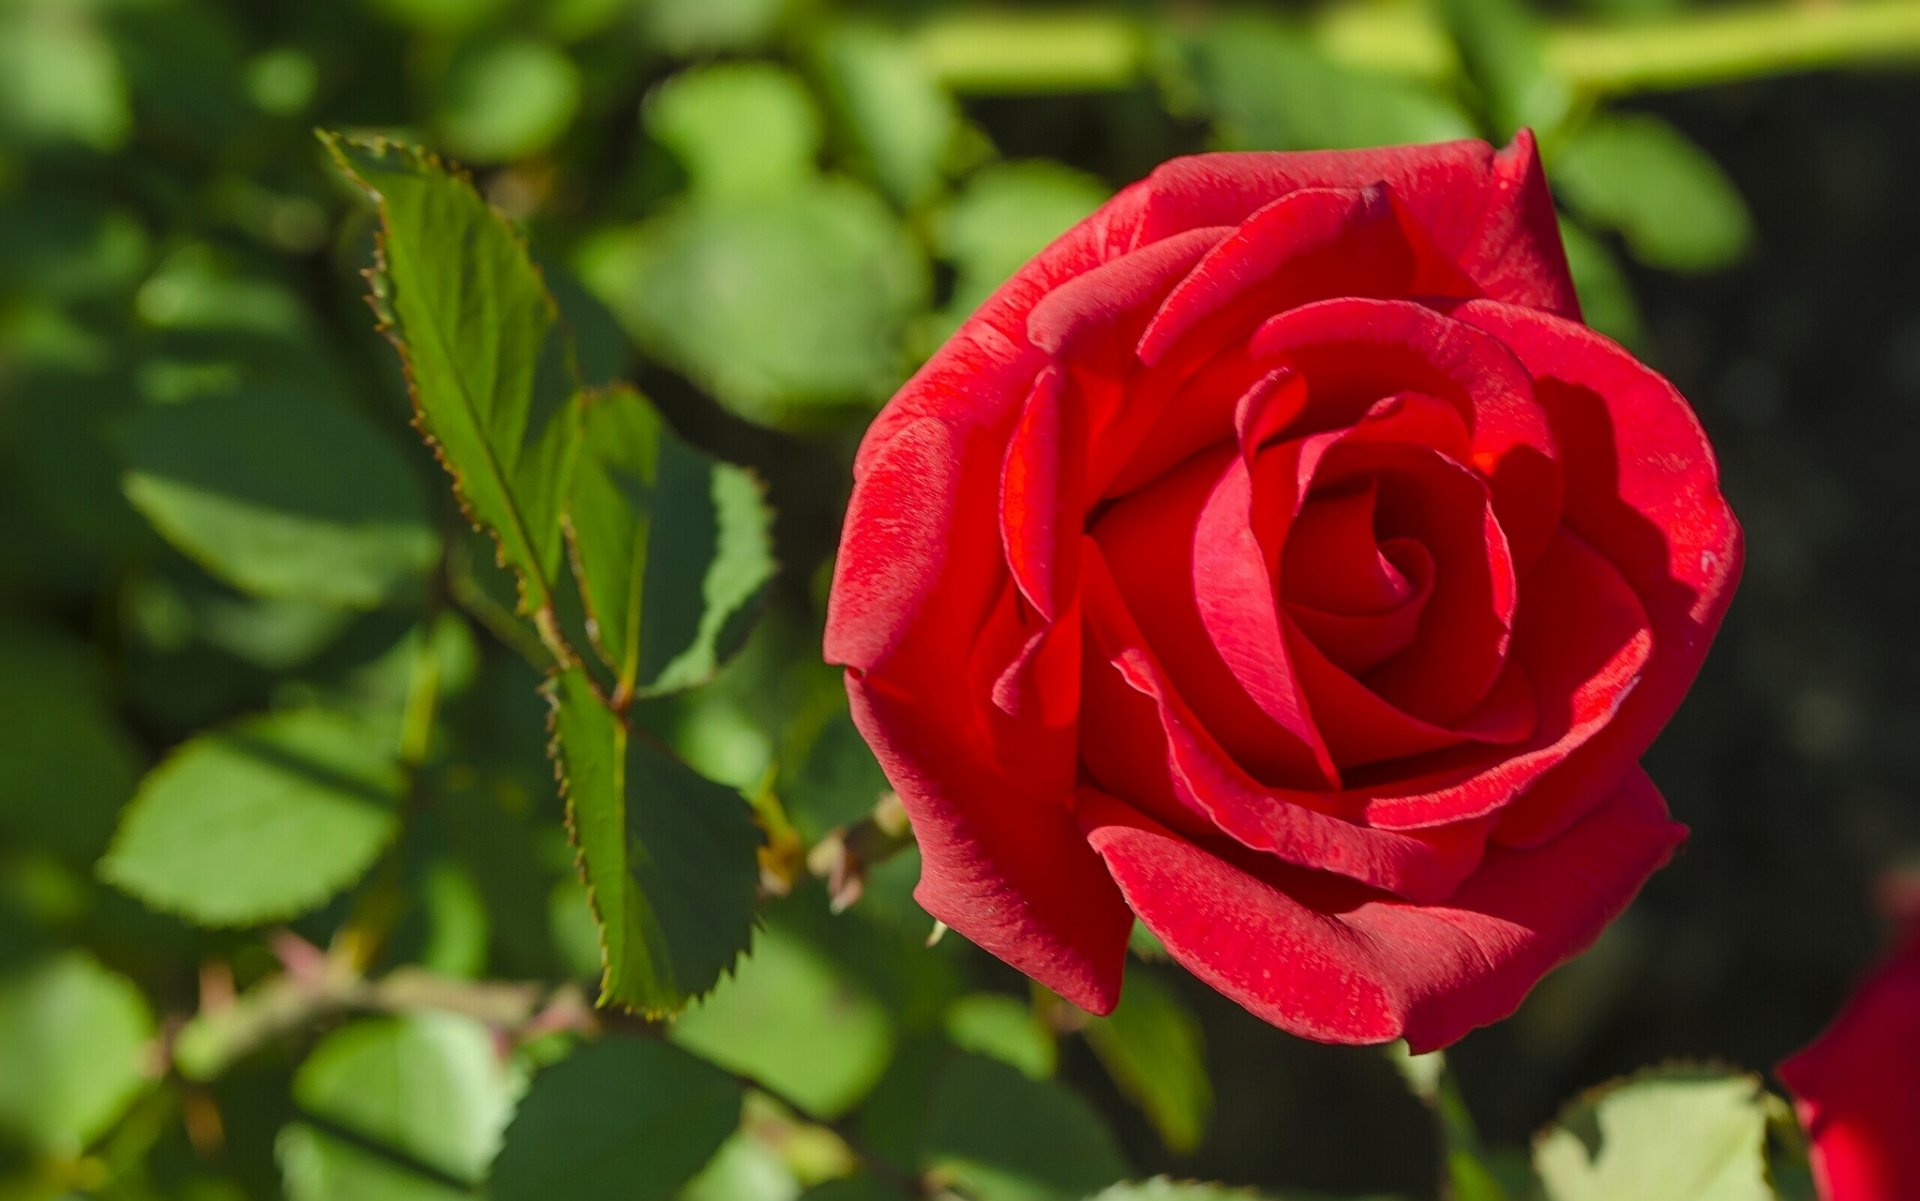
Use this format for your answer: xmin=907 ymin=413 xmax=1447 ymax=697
xmin=914 ymin=1 xmax=1920 ymax=98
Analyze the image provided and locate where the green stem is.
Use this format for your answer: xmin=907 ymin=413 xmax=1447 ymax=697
xmin=1549 ymin=1 xmax=1920 ymax=94
xmin=917 ymin=2 xmax=1920 ymax=98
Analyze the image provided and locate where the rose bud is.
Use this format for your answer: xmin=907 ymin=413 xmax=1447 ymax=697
xmin=1779 ymin=923 xmax=1920 ymax=1200
xmin=825 ymin=134 xmax=1741 ymax=1050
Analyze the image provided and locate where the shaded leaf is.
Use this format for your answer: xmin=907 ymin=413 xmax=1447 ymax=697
xmin=671 ymin=920 xmax=894 ymax=1119
xmin=1179 ymin=15 xmax=1473 ymax=153
xmin=1083 ymin=971 xmax=1211 ymax=1155
xmin=1436 ymin=0 xmax=1568 ymax=136
xmin=100 ymin=709 xmax=403 ymax=926
xmin=817 ymin=25 xmax=959 ymax=207
xmin=1553 ymin=115 xmax=1753 ymax=273
xmin=1533 ymin=1065 xmax=1777 ymax=1201
xmin=920 ymin=1055 xmax=1129 ymax=1201
xmin=547 ymin=668 xmax=760 ymax=1014
xmin=488 ymin=1038 xmax=741 ymax=1201
xmin=1557 ymin=219 xmax=1645 ymax=348
xmin=117 ymin=390 xmax=438 ymax=608
xmin=0 ymin=952 xmax=154 ymax=1155
xmin=566 ymin=387 xmax=775 ymax=699
xmin=324 ymin=133 xmax=580 ymax=617
xmin=0 ymin=623 xmax=141 ymax=863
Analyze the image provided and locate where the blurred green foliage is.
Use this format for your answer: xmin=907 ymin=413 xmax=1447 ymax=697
xmin=0 ymin=0 xmax=1913 ymax=1198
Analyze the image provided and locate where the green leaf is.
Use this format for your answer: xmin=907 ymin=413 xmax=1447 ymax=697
xmin=1179 ymin=15 xmax=1473 ymax=153
xmin=671 ymin=920 xmax=894 ymax=1119
xmin=324 ymin=133 xmax=581 ymax=618
xmin=116 ymin=390 xmax=439 ymax=608
xmin=566 ymin=387 xmax=775 ymax=699
xmin=646 ymin=64 xmax=822 ymax=199
xmin=944 ymin=994 xmax=1056 ymax=1082
xmin=1553 ymin=115 xmax=1754 ymax=273
xmin=433 ymin=37 xmax=582 ymax=164
xmin=920 ymin=1055 xmax=1129 ymax=1201
xmin=278 ymin=1124 xmax=470 ymax=1201
xmin=0 ymin=952 xmax=154 ymax=1156
xmin=489 ymin=1038 xmax=742 ymax=1201
xmin=1087 ymin=1183 xmax=1266 ymax=1201
xmin=0 ymin=0 xmax=130 ymax=151
xmin=1532 ymin=1065 xmax=1778 ymax=1201
xmin=100 ymin=709 xmax=404 ymax=926
xmin=547 ymin=667 xmax=761 ymax=1014
xmin=680 ymin=1132 xmax=802 ymax=1201
xmin=817 ymin=25 xmax=959 ymax=207
xmin=937 ymin=162 xmax=1109 ymax=324
xmin=1436 ymin=0 xmax=1569 ymax=137
xmin=1557 ymin=219 xmax=1645 ymax=349
xmin=0 ymin=623 xmax=141 ymax=863
xmin=576 ymin=181 xmax=927 ymax=429
xmin=639 ymin=0 xmax=788 ymax=54
xmin=797 ymin=1181 xmax=917 ymax=1201
xmin=1083 ymin=971 xmax=1211 ymax=1155
xmin=294 ymin=1013 xmax=518 ymax=1184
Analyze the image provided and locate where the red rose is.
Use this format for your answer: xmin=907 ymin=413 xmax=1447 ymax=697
xmin=824 ymin=134 xmax=1740 ymax=1050
xmin=1780 ymin=926 xmax=1920 ymax=1201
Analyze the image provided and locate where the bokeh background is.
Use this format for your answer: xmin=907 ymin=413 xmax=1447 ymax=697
xmin=3 ymin=0 xmax=1918 ymax=1198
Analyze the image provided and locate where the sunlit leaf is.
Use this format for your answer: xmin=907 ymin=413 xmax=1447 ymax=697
xmin=116 ymin=390 xmax=438 ymax=608
xmin=944 ymin=994 xmax=1055 ymax=1082
xmin=0 ymin=952 xmax=154 ymax=1156
xmin=1533 ymin=1065 xmax=1777 ymax=1201
xmin=936 ymin=161 xmax=1108 ymax=326
xmin=489 ymin=1038 xmax=741 ymax=1201
xmin=576 ymin=182 xmax=927 ymax=429
xmin=546 ymin=668 xmax=760 ymax=1014
xmin=100 ymin=709 xmax=403 ymax=926
xmin=647 ymin=63 xmax=821 ymax=199
xmin=565 ymin=387 xmax=774 ymax=699
xmin=1083 ymin=970 xmax=1212 ymax=1155
xmin=324 ymin=133 xmax=580 ymax=619
xmin=433 ymin=37 xmax=581 ymax=164
xmin=671 ymin=919 xmax=894 ymax=1118
xmin=1553 ymin=114 xmax=1753 ymax=273
xmin=295 ymin=1013 xmax=519 ymax=1184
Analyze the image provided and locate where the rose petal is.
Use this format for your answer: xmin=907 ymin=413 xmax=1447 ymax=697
xmin=850 ymin=674 xmax=1132 ymax=1014
xmin=1091 ymin=449 xmax=1335 ymax=787
xmin=1253 ymin=297 xmax=1562 ymax=571
xmin=1128 ymin=132 xmax=1579 ymax=318
xmin=1000 ymin=366 xmax=1083 ymax=621
xmin=1450 ymin=301 xmax=1742 ymax=846
xmin=1081 ymin=545 xmax=1492 ymax=901
xmin=1080 ymin=766 xmax=1686 ymax=1050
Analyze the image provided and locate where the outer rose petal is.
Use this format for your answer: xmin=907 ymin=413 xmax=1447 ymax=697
xmin=1129 ymin=131 xmax=1579 ymax=318
xmin=1081 ymin=768 xmax=1685 ymax=1050
xmin=1779 ymin=929 xmax=1920 ymax=1201
xmin=830 ymin=417 xmax=1130 ymax=1012
xmin=1451 ymin=301 xmax=1742 ymax=846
